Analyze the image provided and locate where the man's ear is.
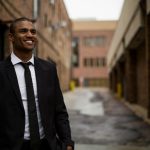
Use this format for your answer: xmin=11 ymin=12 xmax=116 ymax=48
xmin=8 ymin=33 xmax=14 ymax=42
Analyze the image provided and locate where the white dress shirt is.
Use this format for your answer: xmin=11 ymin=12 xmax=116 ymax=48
xmin=11 ymin=52 xmax=45 ymax=140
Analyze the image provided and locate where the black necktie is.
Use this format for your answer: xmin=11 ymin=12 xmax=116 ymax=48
xmin=20 ymin=62 xmax=40 ymax=149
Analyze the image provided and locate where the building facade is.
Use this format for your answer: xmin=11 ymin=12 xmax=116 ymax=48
xmin=0 ymin=0 xmax=72 ymax=91
xmin=71 ymin=20 xmax=117 ymax=87
xmin=107 ymin=0 xmax=150 ymax=118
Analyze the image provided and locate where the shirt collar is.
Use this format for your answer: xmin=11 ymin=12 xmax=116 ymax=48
xmin=11 ymin=51 xmax=34 ymax=65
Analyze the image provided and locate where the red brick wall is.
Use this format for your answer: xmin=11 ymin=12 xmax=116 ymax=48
xmin=0 ymin=0 xmax=33 ymax=21
xmin=0 ymin=0 xmax=72 ymax=91
xmin=72 ymin=29 xmax=114 ymax=87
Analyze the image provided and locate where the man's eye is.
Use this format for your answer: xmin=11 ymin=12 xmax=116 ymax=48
xmin=30 ymin=29 xmax=36 ymax=34
xmin=19 ymin=29 xmax=28 ymax=33
xmin=18 ymin=29 xmax=36 ymax=35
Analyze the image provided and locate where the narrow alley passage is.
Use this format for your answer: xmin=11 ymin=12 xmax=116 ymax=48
xmin=63 ymin=88 xmax=150 ymax=150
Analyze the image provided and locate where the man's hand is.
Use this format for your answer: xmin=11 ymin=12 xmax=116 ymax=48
xmin=67 ymin=145 xmax=73 ymax=150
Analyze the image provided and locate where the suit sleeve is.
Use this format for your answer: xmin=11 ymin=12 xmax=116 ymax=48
xmin=53 ymin=65 xmax=74 ymax=148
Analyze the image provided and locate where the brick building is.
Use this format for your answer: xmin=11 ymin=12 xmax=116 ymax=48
xmin=71 ymin=20 xmax=117 ymax=87
xmin=0 ymin=0 xmax=72 ymax=91
xmin=107 ymin=0 xmax=150 ymax=118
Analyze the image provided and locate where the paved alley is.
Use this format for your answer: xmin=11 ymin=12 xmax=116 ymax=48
xmin=63 ymin=88 xmax=150 ymax=150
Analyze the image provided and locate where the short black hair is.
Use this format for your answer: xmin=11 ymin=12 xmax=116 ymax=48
xmin=9 ymin=17 xmax=33 ymax=34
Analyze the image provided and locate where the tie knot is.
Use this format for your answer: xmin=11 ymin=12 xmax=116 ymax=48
xmin=20 ymin=62 xmax=32 ymax=69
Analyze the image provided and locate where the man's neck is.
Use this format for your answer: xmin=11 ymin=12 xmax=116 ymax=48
xmin=13 ymin=50 xmax=33 ymax=62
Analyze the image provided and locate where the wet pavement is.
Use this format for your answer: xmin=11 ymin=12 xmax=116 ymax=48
xmin=63 ymin=88 xmax=150 ymax=150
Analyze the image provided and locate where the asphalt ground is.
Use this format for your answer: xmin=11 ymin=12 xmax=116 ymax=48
xmin=63 ymin=88 xmax=150 ymax=150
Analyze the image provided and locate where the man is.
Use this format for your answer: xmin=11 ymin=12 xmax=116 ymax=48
xmin=0 ymin=17 xmax=74 ymax=150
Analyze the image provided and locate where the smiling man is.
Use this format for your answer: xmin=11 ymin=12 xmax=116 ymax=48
xmin=9 ymin=18 xmax=37 ymax=61
xmin=0 ymin=17 xmax=74 ymax=150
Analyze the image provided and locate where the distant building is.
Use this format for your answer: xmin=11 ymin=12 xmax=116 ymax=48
xmin=107 ymin=0 xmax=150 ymax=118
xmin=0 ymin=0 xmax=72 ymax=91
xmin=71 ymin=20 xmax=117 ymax=87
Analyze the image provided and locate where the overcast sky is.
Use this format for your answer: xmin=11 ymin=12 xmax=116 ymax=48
xmin=64 ymin=0 xmax=125 ymax=20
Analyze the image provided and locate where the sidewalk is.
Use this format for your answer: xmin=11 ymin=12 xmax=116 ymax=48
xmin=76 ymin=144 xmax=150 ymax=150
xmin=122 ymin=99 xmax=150 ymax=125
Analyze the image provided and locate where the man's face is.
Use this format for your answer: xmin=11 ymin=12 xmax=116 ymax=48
xmin=10 ymin=21 xmax=37 ymax=52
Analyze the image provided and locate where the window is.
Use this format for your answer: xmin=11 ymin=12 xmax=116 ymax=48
xmin=49 ymin=0 xmax=55 ymax=5
xmin=84 ymin=58 xmax=106 ymax=67
xmin=96 ymin=58 xmax=106 ymax=67
xmin=44 ymin=14 xmax=48 ymax=27
xmin=84 ymin=78 xmax=108 ymax=87
xmin=72 ymin=37 xmax=79 ymax=67
xmin=72 ymin=37 xmax=79 ymax=48
xmin=84 ymin=58 xmax=92 ymax=67
xmin=84 ymin=36 xmax=106 ymax=47
xmin=33 ymin=0 xmax=40 ymax=19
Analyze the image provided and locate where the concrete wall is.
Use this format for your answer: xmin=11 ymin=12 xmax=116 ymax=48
xmin=107 ymin=0 xmax=150 ymax=118
xmin=107 ymin=0 xmax=141 ymax=70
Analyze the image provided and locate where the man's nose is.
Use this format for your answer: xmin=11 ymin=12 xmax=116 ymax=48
xmin=26 ymin=31 xmax=33 ymax=36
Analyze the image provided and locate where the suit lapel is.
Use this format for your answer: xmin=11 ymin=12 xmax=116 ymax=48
xmin=5 ymin=56 xmax=24 ymax=112
xmin=34 ymin=58 xmax=45 ymax=104
xmin=5 ymin=56 xmax=46 ymax=111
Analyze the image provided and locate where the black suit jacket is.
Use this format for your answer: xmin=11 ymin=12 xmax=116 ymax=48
xmin=0 ymin=56 xmax=74 ymax=150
